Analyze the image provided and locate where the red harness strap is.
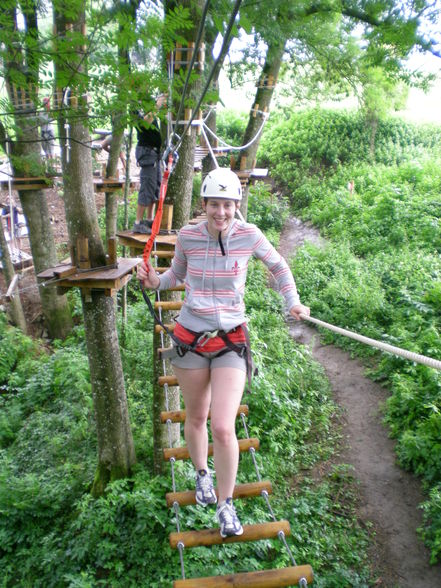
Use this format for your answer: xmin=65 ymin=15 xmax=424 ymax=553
xmin=174 ymin=322 xmax=247 ymax=353
xmin=143 ymin=152 xmax=173 ymax=265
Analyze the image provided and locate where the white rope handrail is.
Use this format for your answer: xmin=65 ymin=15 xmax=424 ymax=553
xmin=202 ymin=111 xmax=269 ymax=153
xmin=300 ymin=314 xmax=441 ymax=371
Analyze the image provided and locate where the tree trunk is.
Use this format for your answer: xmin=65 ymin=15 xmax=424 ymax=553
xmin=18 ymin=185 xmax=73 ymax=338
xmin=1 ymin=4 xmax=73 ymax=339
xmin=236 ymin=40 xmax=285 ymax=218
xmin=84 ymin=291 xmax=136 ymax=496
xmin=0 ymin=217 xmax=27 ymax=333
xmin=53 ymin=7 xmax=136 ymax=495
xmin=104 ymin=119 xmax=124 ymax=242
xmin=168 ymin=132 xmax=198 ymax=228
xmin=165 ymin=0 xmax=204 ymax=229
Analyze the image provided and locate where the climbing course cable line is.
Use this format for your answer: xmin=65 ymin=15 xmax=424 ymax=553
xmin=171 ymin=0 xmax=212 ymax=142
xmin=202 ymin=110 xmax=269 ymax=152
xmin=172 ymin=0 xmax=243 ymax=154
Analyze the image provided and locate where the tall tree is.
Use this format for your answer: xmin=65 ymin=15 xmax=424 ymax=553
xmin=52 ymin=0 xmax=135 ymax=496
xmin=165 ymin=0 xmax=205 ymax=229
xmin=0 ymin=0 xmax=73 ymax=339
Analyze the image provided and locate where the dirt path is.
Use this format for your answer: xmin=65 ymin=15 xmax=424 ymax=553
xmin=279 ymin=217 xmax=441 ymax=588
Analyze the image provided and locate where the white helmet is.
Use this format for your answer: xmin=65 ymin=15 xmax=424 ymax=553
xmin=201 ymin=168 xmax=242 ymax=201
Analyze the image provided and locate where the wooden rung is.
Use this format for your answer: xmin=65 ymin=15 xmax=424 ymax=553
xmin=173 ymin=565 xmax=314 ymax=587
xmin=170 ymin=520 xmax=290 ymax=549
xmin=152 ymin=251 xmax=174 ymax=258
xmin=166 ymin=480 xmax=272 ymax=508
xmin=154 ymin=301 xmax=183 ymax=310
xmin=155 ymin=323 xmax=176 ymax=333
xmin=168 ymin=284 xmax=185 ymax=291
xmin=163 ymin=438 xmax=259 ymax=461
xmin=159 ymin=375 xmax=179 ymax=387
xmin=160 ymin=404 xmax=249 ymax=423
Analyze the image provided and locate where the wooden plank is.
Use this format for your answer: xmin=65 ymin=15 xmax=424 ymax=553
xmin=155 ymin=323 xmax=176 ymax=333
xmin=163 ymin=438 xmax=259 ymax=462
xmin=173 ymin=565 xmax=313 ymax=587
xmin=5 ymin=275 xmax=19 ymax=301
xmin=151 ymin=251 xmax=174 ymax=258
xmin=168 ymin=284 xmax=185 ymax=291
xmin=37 ymin=259 xmax=140 ymax=293
xmin=166 ymin=480 xmax=271 ymax=508
xmin=170 ymin=520 xmax=290 ymax=549
xmin=160 ymin=404 xmax=249 ymax=423
xmin=154 ymin=301 xmax=183 ymax=311
xmin=159 ymin=375 xmax=178 ymax=386
xmin=116 ymin=230 xmax=178 ymax=250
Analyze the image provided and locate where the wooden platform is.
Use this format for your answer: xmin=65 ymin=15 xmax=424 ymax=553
xmin=116 ymin=230 xmax=178 ymax=252
xmin=0 ymin=177 xmax=54 ymax=191
xmin=93 ymin=177 xmax=139 ymax=193
xmin=37 ymin=257 xmax=140 ymax=296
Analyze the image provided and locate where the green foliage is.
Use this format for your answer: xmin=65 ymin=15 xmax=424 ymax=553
xmin=0 ymin=259 xmax=375 ymax=585
xmin=270 ymin=107 xmax=441 ymax=560
xmin=259 ymin=108 xmax=441 ymax=191
xmin=419 ymin=483 xmax=441 ymax=564
xmin=247 ymin=181 xmax=290 ymax=233
xmin=216 ymin=110 xmax=248 ymax=147
xmin=290 ymin=466 xmax=374 ymax=587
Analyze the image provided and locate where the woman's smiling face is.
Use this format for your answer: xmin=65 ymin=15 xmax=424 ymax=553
xmin=202 ymin=198 xmax=239 ymax=236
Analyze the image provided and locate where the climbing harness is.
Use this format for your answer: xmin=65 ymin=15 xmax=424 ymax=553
xmin=140 ymin=286 xmax=257 ymax=391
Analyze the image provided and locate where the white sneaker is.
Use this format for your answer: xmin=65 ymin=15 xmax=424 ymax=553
xmin=195 ymin=469 xmax=217 ymax=506
xmin=216 ymin=498 xmax=243 ymax=538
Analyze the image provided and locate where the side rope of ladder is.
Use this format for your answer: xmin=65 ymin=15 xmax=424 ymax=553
xmin=153 ymin=253 xmax=187 ymax=579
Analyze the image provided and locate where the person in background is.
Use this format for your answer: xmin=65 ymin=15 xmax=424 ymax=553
xmin=99 ymin=132 xmax=126 ymax=172
xmin=40 ymin=97 xmax=56 ymax=160
xmin=137 ymin=168 xmax=310 ymax=538
xmin=133 ymin=94 xmax=167 ymax=234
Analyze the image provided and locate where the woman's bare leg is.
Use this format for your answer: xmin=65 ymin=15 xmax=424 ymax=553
xmin=210 ymin=367 xmax=246 ymax=502
xmin=173 ymin=366 xmax=211 ymax=470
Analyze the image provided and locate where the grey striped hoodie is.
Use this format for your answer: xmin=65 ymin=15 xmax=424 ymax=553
xmin=157 ymin=219 xmax=301 ymax=332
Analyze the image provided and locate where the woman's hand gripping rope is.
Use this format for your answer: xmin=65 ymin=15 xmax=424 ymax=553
xmin=137 ymin=259 xmax=160 ymax=290
xmin=290 ymin=304 xmax=310 ymax=321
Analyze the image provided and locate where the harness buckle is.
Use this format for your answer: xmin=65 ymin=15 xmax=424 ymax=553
xmin=196 ymin=329 xmax=219 ymax=348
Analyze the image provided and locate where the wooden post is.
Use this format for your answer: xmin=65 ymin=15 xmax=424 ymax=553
xmin=175 ymin=43 xmax=182 ymax=71
xmin=107 ymin=237 xmax=117 ymax=265
xmin=160 ymin=204 xmax=174 ymax=231
xmin=77 ymin=236 xmax=90 ymax=270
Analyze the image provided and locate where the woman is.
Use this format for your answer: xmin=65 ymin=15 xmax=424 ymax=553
xmin=137 ymin=168 xmax=310 ymax=538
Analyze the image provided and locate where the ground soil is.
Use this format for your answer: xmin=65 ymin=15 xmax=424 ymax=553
xmin=279 ymin=217 xmax=441 ymax=588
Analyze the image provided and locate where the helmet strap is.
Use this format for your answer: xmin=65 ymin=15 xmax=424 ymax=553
xmin=218 ymin=231 xmax=226 ymax=256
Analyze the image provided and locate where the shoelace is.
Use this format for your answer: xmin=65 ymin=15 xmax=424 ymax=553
xmin=218 ymin=503 xmax=235 ymax=525
xmin=198 ymin=474 xmax=213 ymax=493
